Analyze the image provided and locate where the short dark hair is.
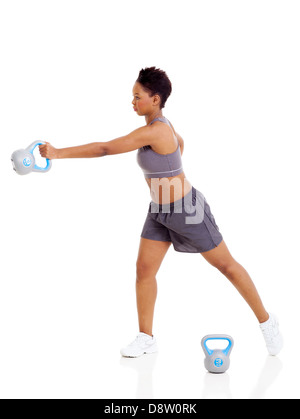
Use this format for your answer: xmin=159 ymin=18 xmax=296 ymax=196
xmin=136 ymin=67 xmax=172 ymax=109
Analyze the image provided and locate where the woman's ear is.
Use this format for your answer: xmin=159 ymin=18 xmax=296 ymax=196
xmin=152 ymin=93 xmax=161 ymax=107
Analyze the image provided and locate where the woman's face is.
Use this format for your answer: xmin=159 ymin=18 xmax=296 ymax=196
xmin=132 ymin=82 xmax=160 ymax=115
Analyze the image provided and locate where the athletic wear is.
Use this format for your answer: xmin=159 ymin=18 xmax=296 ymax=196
xmin=260 ymin=313 xmax=283 ymax=356
xmin=120 ymin=332 xmax=158 ymax=358
xmin=141 ymin=186 xmax=223 ymax=253
xmin=137 ymin=116 xmax=223 ymax=252
xmin=136 ymin=116 xmax=183 ymax=178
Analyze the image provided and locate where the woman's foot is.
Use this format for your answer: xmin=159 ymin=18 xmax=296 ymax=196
xmin=260 ymin=313 xmax=283 ymax=356
xmin=120 ymin=332 xmax=158 ymax=358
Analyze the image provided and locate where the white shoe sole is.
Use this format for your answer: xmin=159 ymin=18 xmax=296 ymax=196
xmin=120 ymin=344 xmax=158 ymax=358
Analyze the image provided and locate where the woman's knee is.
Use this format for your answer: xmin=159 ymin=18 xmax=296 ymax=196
xmin=136 ymin=260 xmax=156 ymax=280
xmin=217 ymin=260 xmax=240 ymax=278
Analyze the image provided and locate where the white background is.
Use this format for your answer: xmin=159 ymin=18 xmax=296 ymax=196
xmin=1 ymin=0 xmax=299 ymax=399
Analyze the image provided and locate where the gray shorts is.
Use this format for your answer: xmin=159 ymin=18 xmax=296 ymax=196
xmin=141 ymin=186 xmax=223 ymax=253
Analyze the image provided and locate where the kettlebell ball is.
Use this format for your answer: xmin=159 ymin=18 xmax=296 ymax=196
xmin=11 ymin=141 xmax=52 ymax=175
xmin=201 ymin=334 xmax=234 ymax=374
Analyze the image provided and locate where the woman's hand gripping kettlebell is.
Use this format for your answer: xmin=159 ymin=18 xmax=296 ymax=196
xmin=39 ymin=142 xmax=60 ymax=159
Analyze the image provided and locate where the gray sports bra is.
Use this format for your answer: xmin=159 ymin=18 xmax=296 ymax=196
xmin=136 ymin=116 xmax=183 ymax=179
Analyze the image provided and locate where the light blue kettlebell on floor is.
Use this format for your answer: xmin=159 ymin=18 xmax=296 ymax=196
xmin=201 ymin=335 xmax=234 ymax=374
xmin=11 ymin=141 xmax=52 ymax=175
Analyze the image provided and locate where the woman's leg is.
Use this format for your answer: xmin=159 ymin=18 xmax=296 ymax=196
xmin=201 ymin=240 xmax=269 ymax=323
xmin=136 ymin=238 xmax=172 ymax=336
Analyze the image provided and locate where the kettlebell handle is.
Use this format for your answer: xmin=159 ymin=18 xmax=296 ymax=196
xmin=201 ymin=334 xmax=234 ymax=357
xmin=26 ymin=141 xmax=52 ymax=172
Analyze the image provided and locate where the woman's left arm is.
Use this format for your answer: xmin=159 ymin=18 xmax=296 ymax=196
xmin=39 ymin=126 xmax=156 ymax=159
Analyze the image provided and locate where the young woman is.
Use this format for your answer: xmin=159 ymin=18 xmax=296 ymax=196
xmin=39 ymin=67 xmax=283 ymax=358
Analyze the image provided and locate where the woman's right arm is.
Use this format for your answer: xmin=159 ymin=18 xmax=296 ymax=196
xmin=176 ymin=133 xmax=184 ymax=156
xmin=168 ymin=121 xmax=184 ymax=156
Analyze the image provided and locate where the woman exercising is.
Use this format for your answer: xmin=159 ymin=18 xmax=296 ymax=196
xmin=39 ymin=67 xmax=283 ymax=358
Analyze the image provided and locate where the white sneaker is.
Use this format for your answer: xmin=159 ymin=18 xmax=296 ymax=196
xmin=260 ymin=313 xmax=283 ymax=356
xmin=120 ymin=332 xmax=158 ymax=358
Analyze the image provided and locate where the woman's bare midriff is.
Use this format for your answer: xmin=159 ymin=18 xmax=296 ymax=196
xmin=145 ymin=172 xmax=192 ymax=204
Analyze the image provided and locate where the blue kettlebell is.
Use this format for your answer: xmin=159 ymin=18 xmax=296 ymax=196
xmin=11 ymin=141 xmax=52 ymax=175
xmin=201 ymin=335 xmax=234 ymax=374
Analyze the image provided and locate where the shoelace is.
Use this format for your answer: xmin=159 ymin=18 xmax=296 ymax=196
xmin=129 ymin=335 xmax=151 ymax=347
